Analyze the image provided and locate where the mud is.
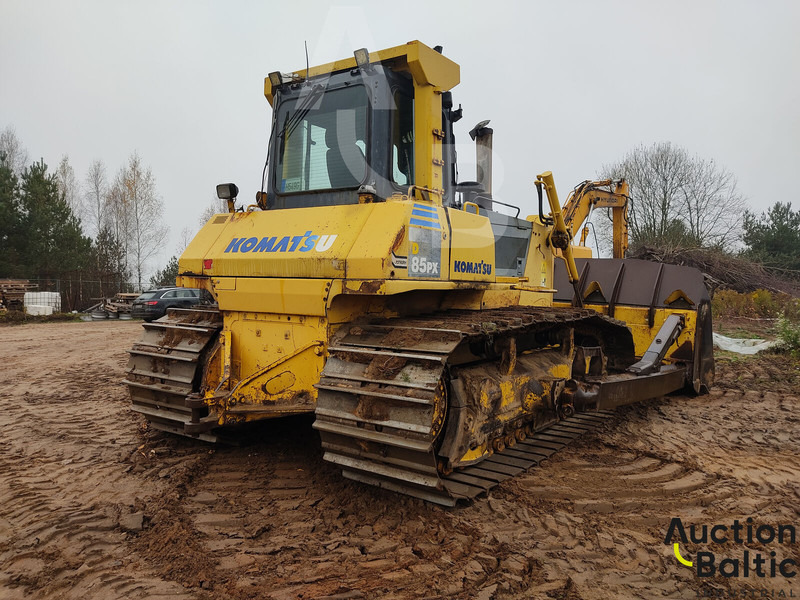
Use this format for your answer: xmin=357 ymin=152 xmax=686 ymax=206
xmin=1 ymin=320 xmax=798 ymax=599
xmin=364 ymin=356 xmax=408 ymax=380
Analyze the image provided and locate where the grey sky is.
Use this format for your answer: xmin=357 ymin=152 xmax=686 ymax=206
xmin=1 ymin=1 xmax=798 ymax=271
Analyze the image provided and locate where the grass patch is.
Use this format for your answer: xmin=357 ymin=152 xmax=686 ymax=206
xmin=776 ymin=316 xmax=800 ymax=356
xmin=715 ymin=325 xmax=773 ymax=340
xmin=0 ymin=311 xmax=83 ymax=326
xmin=712 ymin=289 xmax=800 ymax=320
xmin=713 ymin=289 xmax=799 ymax=343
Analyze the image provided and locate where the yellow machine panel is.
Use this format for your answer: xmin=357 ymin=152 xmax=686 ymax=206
xmin=446 ymin=208 xmax=496 ymax=282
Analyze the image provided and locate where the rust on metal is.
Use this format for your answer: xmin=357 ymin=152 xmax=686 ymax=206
xmin=355 ymin=280 xmax=385 ymax=294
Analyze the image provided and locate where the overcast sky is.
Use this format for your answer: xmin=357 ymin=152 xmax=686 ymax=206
xmin=1 ymin=0 xmax=798 ymax=271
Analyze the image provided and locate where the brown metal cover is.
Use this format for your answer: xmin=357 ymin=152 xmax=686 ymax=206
xmin=554 ymin=258 xmax=710 ymax=308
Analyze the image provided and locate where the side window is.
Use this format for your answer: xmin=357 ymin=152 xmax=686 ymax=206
xmin=392 ymin=89 xmax=414 ymax=186
xmin=161 ymin=290 xmax=177 ymax=299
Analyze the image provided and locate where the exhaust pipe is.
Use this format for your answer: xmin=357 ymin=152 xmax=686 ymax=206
xmin=469 ymin=120 xmax=493 ymax=210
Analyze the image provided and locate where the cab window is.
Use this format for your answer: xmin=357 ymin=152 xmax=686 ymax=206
xmin=392 ymin=89 xmax=414 ymax=186
xmin=275 ymin=85 xmax=369 ymax=193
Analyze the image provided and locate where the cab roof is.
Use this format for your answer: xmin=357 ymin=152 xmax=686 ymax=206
xmin=263 ymin=40 xmax=460 ymax=105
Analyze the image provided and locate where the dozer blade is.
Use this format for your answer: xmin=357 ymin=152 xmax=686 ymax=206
xmin=125 ymin=308 xmax=222 ymax=441
xmin=554 ymin=258 xmax=715 ymax=392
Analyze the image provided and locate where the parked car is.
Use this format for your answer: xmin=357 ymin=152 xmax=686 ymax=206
xmin=131 ymin=287 xmax=211 ymax=321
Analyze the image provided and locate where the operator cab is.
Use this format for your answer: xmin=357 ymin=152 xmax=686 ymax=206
xmin=265 ymin=65 xmax=415 ymax=209
xmin=264 ymin=58 xmax=491 ymax=209
xmin=261 ymin=42 xmax=531 ymax=277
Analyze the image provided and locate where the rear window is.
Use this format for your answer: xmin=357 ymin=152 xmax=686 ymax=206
xmin=137 ymin=292 xmax=158 ymax=301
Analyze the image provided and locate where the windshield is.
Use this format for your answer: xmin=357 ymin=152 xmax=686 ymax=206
xmin=275 ymin=85 xmax=369 ymax=193
xmin=137 ymin=291 xmax=158 ymax=301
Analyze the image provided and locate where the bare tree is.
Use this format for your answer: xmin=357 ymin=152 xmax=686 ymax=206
xmin=84 ymin=159 xmax=108 ymax=239
xmin=680 ymin=156 xmax=745 ymax=248
xmin=113 ymin=153 xmax=169 ymax=291
xmin=55 ymin=155 xmax=83 ymax=223
xmin=176 ymin=226 xmax=194 ymax=255
xmin=198 ymin=196 xmax=228 ymax=226
xmin=103 ymin=176 xmax=130 ymax=277
xmin=0 ymin=125 xmax=29 ymax=176
xmin=601 ymin=142 xmax=745 ymax=251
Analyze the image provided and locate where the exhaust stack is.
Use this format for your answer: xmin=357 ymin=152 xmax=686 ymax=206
xmin=469 ymin=120 xmax=493 ymax=210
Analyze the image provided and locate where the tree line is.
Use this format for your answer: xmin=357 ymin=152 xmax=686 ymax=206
xmin=2 ymin=124 xmax=797 ymax=313
xmin=0 ymin=125 xmax=172 ymax=308
xmin=598 ymin=142 xmax=799 ymax=276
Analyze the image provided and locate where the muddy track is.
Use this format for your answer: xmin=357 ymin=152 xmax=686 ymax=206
xmin=1 ymin=321 xmax=798 ymax=599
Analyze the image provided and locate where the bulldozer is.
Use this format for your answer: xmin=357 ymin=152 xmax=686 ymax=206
xmin=126 ymin=41 xmax=714 ymax=506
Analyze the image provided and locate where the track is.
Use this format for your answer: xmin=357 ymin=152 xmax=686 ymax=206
xmin=335 ymin=409 xmax=616 ymax=506
xmin=125 ymin=308 xmax=222 ymax=442
xmin=314 ymin=306 xmax=635 ymax=505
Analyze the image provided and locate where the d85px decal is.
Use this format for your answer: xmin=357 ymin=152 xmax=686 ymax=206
xmin=408 ymin=205 xmax=442 ymax=278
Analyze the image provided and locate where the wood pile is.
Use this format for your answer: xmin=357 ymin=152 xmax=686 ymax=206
xmin=85 ymin=292 xmax=139 ymax=314
xmin=629 ymin=245 xmax=800 ymax=296
xmin=0 ymin=279 xmax=39 ymax=311
xmin=104 ymin=293 xmax=139 ymax=314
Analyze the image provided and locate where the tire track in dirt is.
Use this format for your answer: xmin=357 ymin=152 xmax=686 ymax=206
xmin=3 ymin=322 xmax=799 ymax=599
xmin=480 ymin=431 xmax=721 ymax=598
xmin=473 ymin=376 xmax=800 ymax=600
xmin=74 ymin=350 xmax=800 ymax=599
xmin=0 ymin=322 xmax=196 ymax=600
xmin=129 ymin=415 xmax=553 ymax=600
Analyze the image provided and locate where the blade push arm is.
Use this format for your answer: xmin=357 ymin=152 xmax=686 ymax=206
xmin=535 ymin=171 xmax=583 ymax=307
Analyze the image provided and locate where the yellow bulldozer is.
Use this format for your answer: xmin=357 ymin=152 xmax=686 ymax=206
xmin=126 ymin=41 xmax=714 ymax=505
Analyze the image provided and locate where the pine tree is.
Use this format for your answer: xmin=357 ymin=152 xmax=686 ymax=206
xmin=149 ymin=255 xmax=179 ymax=289
xmin=743 ymin=202 xmax=800 ymax=274
xmin=0 ymin=155 xmax=23 ymax=277
xmin=92 ymin=225 xmax=129 ymax=296
xmin=20 ymin=159 xmax=92 ymax=280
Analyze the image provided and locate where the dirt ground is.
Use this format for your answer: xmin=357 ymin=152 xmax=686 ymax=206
xmin=1 ymin=320 xmax=798 ymax=600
